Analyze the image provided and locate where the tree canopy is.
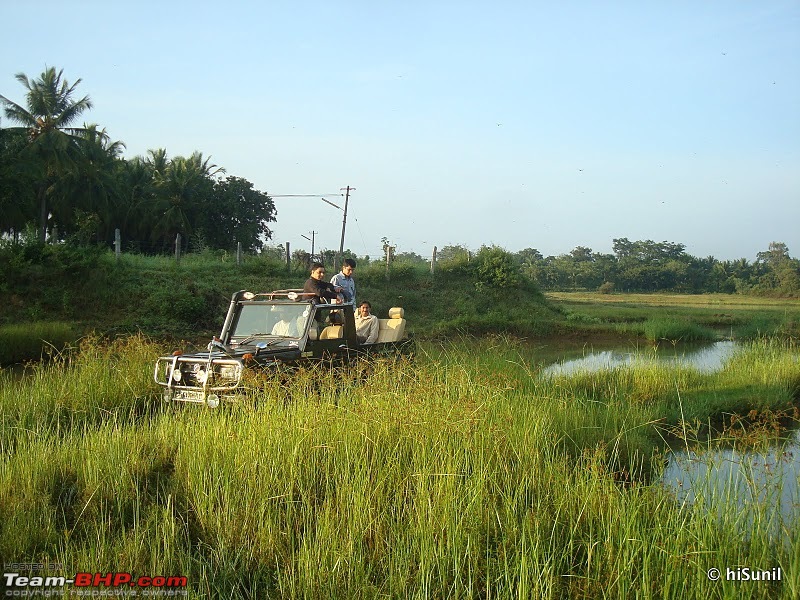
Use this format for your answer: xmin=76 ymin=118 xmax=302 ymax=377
xmin=0 ymin=67 xmax=276 ymax=251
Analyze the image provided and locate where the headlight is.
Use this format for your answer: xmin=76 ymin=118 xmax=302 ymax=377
xmin=172 ymin=369 xmax=182 ymax=382
xmin=218 ymin=365 xmax=238 ymax=380
xmin=196 ymin=369 xmax=208 ymax=384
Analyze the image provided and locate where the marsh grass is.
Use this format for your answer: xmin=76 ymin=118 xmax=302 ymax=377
xmin=1 ymin=336 xmax=798 ymax=597
xmin=549 ymin=291 xmax=800 ymax=343
xmin=642 ymin=317 xmax=717 ymax=343
xmin=0 ymin=321 xmax=77 ymax=365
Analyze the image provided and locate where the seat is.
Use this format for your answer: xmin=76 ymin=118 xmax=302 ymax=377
xmin=376 ymin=307 xmax=406 ymax=343
xmin=319 ymin=325 xmax=343 ymax=340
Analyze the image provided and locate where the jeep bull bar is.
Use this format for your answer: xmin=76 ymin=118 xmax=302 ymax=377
xmin=154 ymin=354 xmax=244 ymax=408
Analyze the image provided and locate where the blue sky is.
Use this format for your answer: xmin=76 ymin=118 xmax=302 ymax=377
xmin=2 ymin=1 xmax=797 ymax=261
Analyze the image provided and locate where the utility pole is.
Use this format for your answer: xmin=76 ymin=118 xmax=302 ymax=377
xmin=338 ymin=186 xmax=355 ymax=259
xmin=301 ymin=231 xmax=316 ymax=261
xmin=270 ymin=190 xmax=354 ymax=266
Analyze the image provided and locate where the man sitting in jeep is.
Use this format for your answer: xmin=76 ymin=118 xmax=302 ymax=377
xmin=270 ymin=305 xmax=299 ymax=337
xmin=355 ymin=300 xmax=379 ymax=344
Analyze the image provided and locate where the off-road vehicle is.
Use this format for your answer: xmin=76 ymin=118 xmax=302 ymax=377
xmin=154 ymin=290 xmax=412 ymax=407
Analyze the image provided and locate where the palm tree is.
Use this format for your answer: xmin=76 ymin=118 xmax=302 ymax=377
xmin=114 ymin=156 xmax=156 ymax=246
xmin=60 ymin=124 xmax=126 ymax=241
xmin=0 ymin=120 xmax=37 ymax=239
xmin=145 ymin=150 xmax=225 ymax=248
xmin=0 ymin=67 xmax=93 ymax=241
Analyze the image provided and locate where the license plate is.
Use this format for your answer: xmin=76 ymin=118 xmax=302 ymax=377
xmin=174 ymin=390 xmax=205 ymax=402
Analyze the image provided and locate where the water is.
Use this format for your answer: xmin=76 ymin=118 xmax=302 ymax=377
xmin=542 ymin=340 xmax=737 ymax=376
xmin=662 ymin=431 xmax=800 ymax=541
xmin=536 ymin=340 xmax=800 ymax=542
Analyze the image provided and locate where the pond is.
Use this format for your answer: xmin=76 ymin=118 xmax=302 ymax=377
xmin=535 ymin=339 xmax=800 ymax=543
xmin=541 ymin=340 xmax=738 ymax=375
xmin=662 ymin=430 xmax=800 ymax=544
xmin=5 ymin=337 xmax=798 ymax=542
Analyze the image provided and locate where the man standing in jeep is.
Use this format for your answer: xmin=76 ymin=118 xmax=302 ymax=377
xmin=303 ymin=263 xmax=343 ymax=304
xmin=330 ymin=258 xmax=357 ymax=306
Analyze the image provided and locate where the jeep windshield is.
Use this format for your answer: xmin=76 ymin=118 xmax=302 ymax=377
xmin=230 ymin=302 xmax=310 ymax=344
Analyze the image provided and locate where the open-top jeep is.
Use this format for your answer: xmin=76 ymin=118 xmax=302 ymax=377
xmin=154 ymin=290 xmax=412 ymax=407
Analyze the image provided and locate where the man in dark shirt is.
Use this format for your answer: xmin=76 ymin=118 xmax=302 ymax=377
xmin=303 ymin=263 xmax=343 ymax=304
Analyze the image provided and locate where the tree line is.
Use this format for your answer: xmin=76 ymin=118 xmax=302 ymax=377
xmin=375 ymin=240 xmax=800 ymax=296
xmin=0 ymin=67 xmax=275 ymax=252
xmin=3 ymin=68 xmax=797 ymax=296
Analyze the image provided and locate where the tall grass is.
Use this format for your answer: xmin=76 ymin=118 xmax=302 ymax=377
xmin=0 ymin=321 xmax=77 ymax=365
xmin=642 ymin=317 xmax=717 ymax=343
xmin=1 ymin=336 xmax=798 ymax=597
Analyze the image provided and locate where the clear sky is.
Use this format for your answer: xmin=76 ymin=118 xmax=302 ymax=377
xmin=2 ymin=1 xmax=798 ymax=261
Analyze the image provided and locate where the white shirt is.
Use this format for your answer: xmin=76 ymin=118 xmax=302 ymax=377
xmin=355 ymin=314 xmax=379 ymax=344
xmin=271 ymin=319 xmax=297 ymax=337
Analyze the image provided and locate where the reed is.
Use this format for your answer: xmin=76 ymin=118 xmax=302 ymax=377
xmin=0 ymin=321 xmax=77 ymax=365
xmin=1 ymin=336 xmax=798 ymax=598
xmin=642 ymin=317 xmax=717 ymax=343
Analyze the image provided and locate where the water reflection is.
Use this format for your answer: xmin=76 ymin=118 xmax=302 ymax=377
xmin=542 ymin=341 xmax=737 ymax=376
xmin=537 ymin=340 xmax=799 ymax=542
xmin=662 ymin=430 xmax=800 ymax=541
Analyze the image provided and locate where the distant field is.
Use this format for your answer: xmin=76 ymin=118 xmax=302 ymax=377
xmin=546 ymin=292 xmax=800 ymax=340
xmin=547 ymin=292 xmax=800 ymax=310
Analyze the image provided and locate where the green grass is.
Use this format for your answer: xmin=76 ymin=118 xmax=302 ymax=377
xmin=548 ymin=291 xmax=800 ymax=341
xmin=0 ymin=321 xmax=78 ymax=365
xmin=1 ymin=249 xmax=563 ymax=340
xmin=2 ymin=335 xmax=798 ymax=598
xmin=3 ymin=248 xmax=799 ymax=345
xmin=642 ymin=317 xmax=717 ymax=343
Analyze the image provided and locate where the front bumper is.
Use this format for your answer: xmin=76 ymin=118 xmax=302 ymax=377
xmin=154 ymin=355 xmax=244 ymax=407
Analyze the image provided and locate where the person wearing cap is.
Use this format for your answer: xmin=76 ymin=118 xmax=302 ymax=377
xmin=355 ymin=300 xmax=379 ymax=344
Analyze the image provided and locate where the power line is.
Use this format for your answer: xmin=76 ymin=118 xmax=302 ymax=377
xmin=269 ymin=193 xmax=343 ymax=197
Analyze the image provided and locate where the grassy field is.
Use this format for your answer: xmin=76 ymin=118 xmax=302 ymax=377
xmin=548 ymin=292 xmax=800 ymax=342
xmin=0 ymin=250 xmax=561 ymax=363
xmin=1 ymin=335 xmax=798 ymax=598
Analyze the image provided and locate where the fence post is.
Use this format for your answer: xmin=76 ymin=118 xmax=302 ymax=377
xmin=431 ymin=246 xmax=437 ymax=274
xmin=175 ymin=233 xmax=181 ymax=263
xmin=236 ymin=241 xmax=242 ymax=266
xmin=285 ymin=242 xmax=290 ymax=273
xmin=115 ymin=229 xmax=121 ymax=261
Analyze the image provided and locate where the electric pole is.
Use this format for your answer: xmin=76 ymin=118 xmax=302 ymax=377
xmin=338 ymin=186 xmax=355 ymax=258
xmin=301 ymin=231 xmax=316 ymax=261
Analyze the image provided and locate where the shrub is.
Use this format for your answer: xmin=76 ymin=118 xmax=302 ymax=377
xmin=474 ymin=245 xmax=522 ymax=290
xmin=598 ymin=281 xmax=615 ymax=294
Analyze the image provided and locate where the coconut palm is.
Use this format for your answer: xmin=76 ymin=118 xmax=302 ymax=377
xmin=59 ymin=124 xmax=126 ymax=241
xmin=114 ymin=156 xmax=156 ymax=246
xmin=145 ymin=150 xmax=225 ymax=248
xmin=0 ymin=67 xmax=93 ymax=241
xmin=0 ymin=121 xmax=37 ymax=238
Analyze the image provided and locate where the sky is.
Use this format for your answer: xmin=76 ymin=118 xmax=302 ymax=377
xmin=1 ymin=0 xmax=798 ymax=261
